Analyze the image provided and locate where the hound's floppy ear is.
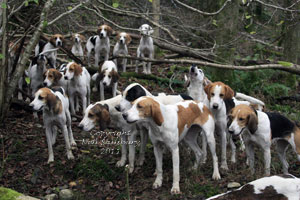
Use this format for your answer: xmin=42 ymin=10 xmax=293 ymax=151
xmin=125 ymin=34 xmax=132 ymax=46
xmin=50 ymin=35 xmax=56 ymax=45
xmin=54 ymin=70 xmax=62 ymax=82
xmin=106 ymin=26 xmax=113 ymax=36
xmin=74 ymin=63 xmax=83 ymax=76
xmin=103 ymin=103 xmax=109 ymax=112
xmin=203 ymin=77 xmax=212 ymax=87
xmin=116 ymin=32 xmax=120 ymax=42
xmin=150 ymin=100 xmax=164 ymax=126
xmin=224 ymin=84 xmax=234 ymax=100
xmin=98 ymin=70 xmax=105 ymax=81
xmin=138 ymin=25 xmax=143 ymax=32
xmin=80 ymin=34 xmax=86 ymax=42
xmin=247 ymin=113 xmax=258 ymax=134
xmin=204 ymin=84 xmax=213 ymax=100
xmin=46 ymin=92 xmax=57 ymax=111
xmin=97 ymin=26 xmax=102 ymax=35
xmin=111 ymin=69 xmax=120 ymax=83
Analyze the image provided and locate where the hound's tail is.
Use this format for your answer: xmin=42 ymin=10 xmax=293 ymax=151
xmin=235 ymin=92 xmax=265 ymax=106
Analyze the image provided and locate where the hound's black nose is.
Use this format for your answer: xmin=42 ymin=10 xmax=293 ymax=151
xmin=213 ymin=104 xmax=218 ymax=110
xmin=122 ymin=113 xmax=128 ymax=120
xmin=115 ymin=105 xmax=121 ymax=112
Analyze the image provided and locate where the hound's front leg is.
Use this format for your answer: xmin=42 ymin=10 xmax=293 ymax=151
xmin=128 ymin=132 xmax=137 ymax=173
xmin=220 ymin=130 xmax=228 ymax=170
xmin=62 ymin=125 xmax=74 ymax=160
xmin=81 ymin=95 xmax=87 ymax=115
xmin=94 ymin=51 xmax=100 ymax=67
xmin=147 ymin=54 xmax=153 ymax=74
xmin=245 ymin=142 xmax=255 ymax=175
xmin=116 ymin=134 xmax=127 ymax=167
xmin=112 ymin=83 xmax=117 ymax=97
xmin=263 ymin=148 xmax=271 ymax=176
xmin=153 ymin=143 xmax=163 ymax=189
xmin=137 ymin=129 xmax=148 ymax=166
xmin=229 ymin=135 xmax=236 ymax=163
xmin=171 ymin=146 xmax=180 ymax=194
xmin=206 ymin=130 xmax=221 ymax=180
xmin=45 ymin=126 xmax=54 ymax=163
xmin=100 ymin=82 xmax=105 ymax=101
xmin=69 ymin=95 xmax=76 ymax=115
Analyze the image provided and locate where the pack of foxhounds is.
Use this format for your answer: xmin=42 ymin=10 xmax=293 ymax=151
xmin=9 ymin=23 xmax=300 ymax=198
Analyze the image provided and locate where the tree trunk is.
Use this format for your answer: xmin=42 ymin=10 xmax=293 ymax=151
xmin=0 ymin=0 xmax=8 ymax=125
xmin=0 ymin=0 xmax=57 ymax=125
xmin=152 ymin=0 xmax=160 ymax=39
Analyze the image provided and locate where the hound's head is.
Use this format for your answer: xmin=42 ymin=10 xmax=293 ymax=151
xmin=98 ymin=61 xmax=119 ymax=87
xmin=204 ymin=82 xmax=235 ymax=111
xmin=139 ymin=24 xmax=154 ymax=36
xmin=97 ymin=25 xmax=113 ymax=39
xmin=50 ymin=34 xmax=64 ymax=47
xmin=32 ymin=54 xmax=48 ymax=68
xmin=64 ymin=62 xmax=82 ymax=80
xmin=43 ymin=68 xmax=63 ymax=87
xmin=73 ymin=33 xmax=85 ymax=44
xmin=29 ymin=87 xmax=61 ymax=113
xmin=227 ymin=104 xmax=258 ymax=136
xmin=122 ymin=97 xmax=164 ymax=126
xmin=115 ymin=83 xmax=148 ymax=112
xmin=116 ymin=32 xmax=132 ymax=46
xmin=189 ymin=64 xmax=205 ymax=83
xmin=78 ymin=103 xmax=110 ymax=131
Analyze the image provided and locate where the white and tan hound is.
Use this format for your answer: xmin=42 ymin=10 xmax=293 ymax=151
xmin=122 ymin=97 xmax=220 ymax=194
xmin=64 ymin=62 xmax=91 ymax=115
xmin=228 ymin=104 xmax=300 ymax=175
xmin=204 ymin=81 xmax=265 ymax=170
xmin=43 ymin=68 xmax=68 ymax=92
xmin=71 ymin=33 xmax=85 ymax=59
xmin=35 ymin=34 xmax=64 ymax=68
xmin=86 ymin=25 xmax=113 ymax=67
xmin=29 ymin=87 xmax=76 ymax=163
xmin=113 ymin=32 xmax=132 ymax=72
xmin=136 ymin=24 xmax=154 ymax=74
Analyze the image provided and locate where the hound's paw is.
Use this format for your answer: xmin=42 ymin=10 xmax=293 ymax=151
xmin=70 ymin=140 xmax=77 ymax=146
xmin=231 ymin=156 xmax=236 ymax=163
xmin=171 ymin=186 xmax=181 ymax=195
xmin=212 ymin=172 xmax=221 ymax=180
xmin=129 ymin=166 xmax=134 ymax=174
xmin=220 ymin=163 xmax=229 ymax=171
xmin=153 ymin=179 xmax=162 ymax=189
xmin=67 ymin=152 xmax=75 ymax=160
xmin=200 ymin=157 xmax=207 ymax=164
xmin=47 ymin=157 xmax=54 ymax=164
xmin=116 ymin=159 xmax=126 ymax=167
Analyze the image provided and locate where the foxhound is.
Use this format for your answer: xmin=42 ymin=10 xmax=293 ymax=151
xmin=64 ymin=62 xmax=91 ymax=115
xmin=122 ymin=97 xmax=220 ymax=194
xmin=208 ymin=174 xmax=300 ymax=200
xmin=136 ymin=24 xmax=154 ymax=74
xmin=115 ymin=83 xmax=193 ymax=173
xmin=71 ymin=33 xmax=85 ymax=59
xmin=78 ymin=95 xmax=148 ymax=170
xmin=86 ymin=25 xmax=113 ymax=67
xmin=35 ymin=34 xmax=64 ymax=68
xmin=228 ymin=104 xmax=300 ymax=175
xmin=93 ymin=60 xmax=119 ymax=101
xmin=204 ymin=81 xmax=265 ymax=170
xmin=113 ymin=32 xmax=132 ymax=72
xmin=43 ymin=68 xmax=68 ymax=92
xmin=29 ymin=87 xmax=76 ymax=163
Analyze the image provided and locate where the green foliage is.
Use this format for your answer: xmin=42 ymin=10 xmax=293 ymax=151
xmin=0 ymin=187 xmax=21 ymax=200
xmin=112 ymin=2 xmax=119 ymax=8
xmin=263 ymin=83 xmax=290 ymax=97
xmin=192 ymin=184 xmax=220 ymax=198
xmin=278 ymin=61 xmax=293 ymax=67
xmin=1 ymin=3 xmax=7 ymax=9
xmin=74 ymin=157 xmax=122 ymax=181
xmin=24 ymin=0 xmax=38 ymax=6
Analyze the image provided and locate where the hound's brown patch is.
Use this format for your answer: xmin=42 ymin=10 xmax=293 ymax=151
xmin=39 ymin=88 xmax=62 ymax=114
xmin=68 ymin=62 xmax=82 ymax=76
xmin=204 ymin=81 xmax=234 ymax=100
xmin=136 ymin=97 xmax=164 ymax=126
xmin=50 ymin=34 xmax=64 ymax=46
xmin=46 ymin=69 xmax=62 ymax=84
xmin=229 ymin=104 xmax=258 ymax=134
xmin=89 ymin=104 xmax=110 ymax=131
xmin=125 ymin=33 xmax=132 ymax=45
xmin=177 ymin=102 xmax=211 ymax=136
xmin=98 ymin=25 xmax=113 ymax=36
xmin=110 ymin=69 xmax=119 ymax=83
xmin=293 ymin=126 xmax=300 ymax=155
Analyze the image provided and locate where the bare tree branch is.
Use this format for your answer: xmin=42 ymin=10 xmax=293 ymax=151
xmin=254 ymin=0 xmax=300 ymax=12
xmin=173 ymin=0 xmax=232 ymax=16
xmin=113 ymin=54 xmax=300 ymax=75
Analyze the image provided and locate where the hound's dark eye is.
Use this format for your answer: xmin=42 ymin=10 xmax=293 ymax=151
xmin=220 ymin=94 xmax=224 ymax=97
xmin=88 ymin=113 xmax=94 ymax=118
xmin=137 ymin=104 xmax=142 ymax=109
xmin=38 ymin=95 xmax=43 ymax=100
xmin=239 ymin=117 xmax=244 ymax=121
xmin=211 ymin=93 xmax=215 ymax=97
xmin=108 ymin=75 xmax=111 ymax=78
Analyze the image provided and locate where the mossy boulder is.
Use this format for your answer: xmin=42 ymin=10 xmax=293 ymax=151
xmin=0 ymin=187 xmax=39 ymax=200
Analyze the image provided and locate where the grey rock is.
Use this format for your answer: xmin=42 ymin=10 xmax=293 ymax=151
xmin=59 ymin=189 xmax=73 ymax=200
xmin=227 ymin=182 xmax=241 ymax=189
xmin=45 ymin=194 xmax=58 ymax=200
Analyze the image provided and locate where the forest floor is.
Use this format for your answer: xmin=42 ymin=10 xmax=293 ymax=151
xmin=1 ymin=63 xmax=300 ymax=200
